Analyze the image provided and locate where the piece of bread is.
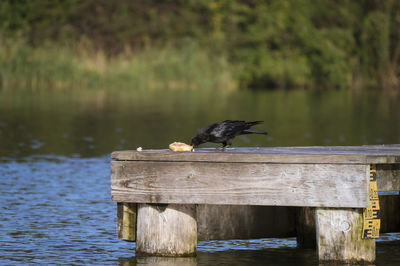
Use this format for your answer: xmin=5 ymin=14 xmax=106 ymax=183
xmin=169 ymin=142 xmax=193 ymax=152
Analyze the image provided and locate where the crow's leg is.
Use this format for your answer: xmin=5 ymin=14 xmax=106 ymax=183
xmin=216 ymin=141 xmax=228 ymax=150
xmin=219 ymin=140 xmax=232 ymax=151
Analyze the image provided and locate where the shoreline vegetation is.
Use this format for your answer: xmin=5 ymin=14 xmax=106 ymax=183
xmin=0 ymin=0 xmax=399 ymax=91
xmin=0 ymin=37 xmax=236 ymax=91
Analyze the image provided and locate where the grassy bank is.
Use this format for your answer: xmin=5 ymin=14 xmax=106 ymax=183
xmin=0 ymin=37 xmax=237 ymax=91
xmin=1 ymin=1 xmax=399 ymax=91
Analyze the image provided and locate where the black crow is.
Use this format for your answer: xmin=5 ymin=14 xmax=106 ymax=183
xmin=191 ymin=120 xmax=267 ymax=148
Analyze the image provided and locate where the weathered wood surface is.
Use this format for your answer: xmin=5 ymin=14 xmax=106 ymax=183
xmin=111 ymin=161 xmax=369 ymax=207
xmin=136 ymin=203 xmax=197 ymax=256
xmin=377 ymin=164 xmax=400 ymax=191
xmin=117 ymin=202 xmax=136 ymax=241
xmin=197 ymin=205 xmax=296 ymax=241
xmin=135 ymin=256 xmax=197 ymax=266
xmin=316 ymin=208 xmax=375 ymax=263
xmin=112 ymin=145 xmax=400 ymax=164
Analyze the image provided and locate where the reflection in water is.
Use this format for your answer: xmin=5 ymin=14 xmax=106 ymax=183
xmin=119 ymin=248 xmax=316 ymax=266
xmin=117 ymin=238 xmax=400 ymax=266
xmin=134 ymin=256 xmax=197 ymax=266
xmin=0 ymin=88 xmax=399 ymax=158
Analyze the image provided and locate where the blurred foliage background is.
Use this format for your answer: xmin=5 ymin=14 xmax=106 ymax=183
xmin=0 ymin=0 xmax=399 ymax=91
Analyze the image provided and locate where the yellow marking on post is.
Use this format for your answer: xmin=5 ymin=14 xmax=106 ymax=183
xmin=362 ymin=164 xmax=380 ymax=239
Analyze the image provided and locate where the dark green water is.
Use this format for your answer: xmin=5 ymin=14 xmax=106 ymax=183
xmin=0 ymin=88 xmax=399 ymax=158
xmin=0 ymin=88 xmax=399 ymax=265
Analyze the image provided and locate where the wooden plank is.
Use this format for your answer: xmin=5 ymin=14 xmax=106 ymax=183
xmin=136 ymin=203 xmax=197 ymax=256
xmin=117 ymin=202 xmax=136 ymax=241
xmin=196 ymin=205 xmax=296 ymax=241
xmin=112 ymin=150 xmax=368 ymax=164
xmin=316 ymin=208 xmax=375 ymax=263
xmin=111 ymin=145 xmax=400 ymax=164
xmin=377 ymin=164 xmax=400 ymax=191
xmin=111 ymin=161 xmax=369 ymax=207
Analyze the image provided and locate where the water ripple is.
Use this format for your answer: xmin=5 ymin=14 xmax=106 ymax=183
xmin=1 ymin=156 xmax=399 ymax=265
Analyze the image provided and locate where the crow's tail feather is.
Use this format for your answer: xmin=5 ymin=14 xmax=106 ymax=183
xmin=242 ymin=121 xmax=267 ymax=135
xmin=246 ymin=121 xmax=264 ymax=126
xmin=242 ymin=129 xmax=268 ymax=135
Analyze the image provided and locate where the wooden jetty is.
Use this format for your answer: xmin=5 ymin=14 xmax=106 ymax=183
xmin=111 ymin=145 xmax=400 ymax=263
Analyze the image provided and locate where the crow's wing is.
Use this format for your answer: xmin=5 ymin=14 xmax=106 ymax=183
xmin=207 ymin=120 xmax=248 ymax=138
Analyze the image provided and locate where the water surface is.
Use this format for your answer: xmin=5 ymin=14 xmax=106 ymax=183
xmin=0 ymin=88 xmax=399 ymax=265
xmin=0 ymin=88 xmax=398 ymax=158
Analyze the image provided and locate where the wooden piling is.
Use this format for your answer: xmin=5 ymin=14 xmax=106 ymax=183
xmin=136 ymin=203 xmax=197 ymax=256
xmin=117 ymin=202 xmax=136 ymax=241
xmin=316 ymin=208 xmax=375 ymax=263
